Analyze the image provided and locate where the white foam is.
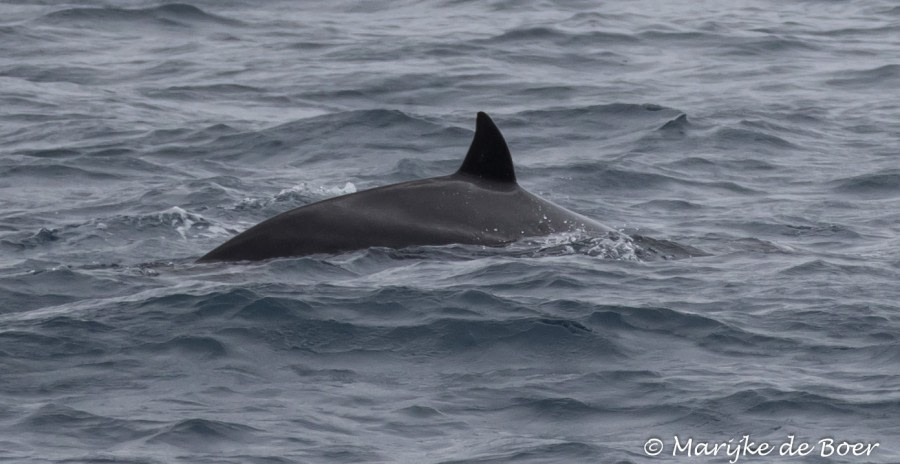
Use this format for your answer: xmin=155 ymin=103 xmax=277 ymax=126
xmin=157 ymin=207 xmax=232 ymax=239
xmin=528 ymin=230 xmax=641 ymax=261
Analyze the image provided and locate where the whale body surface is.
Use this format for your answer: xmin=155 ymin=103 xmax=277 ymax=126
xmin=199 ymin=112 xmax=622 ymax=262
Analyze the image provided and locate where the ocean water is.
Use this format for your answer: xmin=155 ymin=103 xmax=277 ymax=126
xmin=1 ymin=0 xmax=899 ymax=462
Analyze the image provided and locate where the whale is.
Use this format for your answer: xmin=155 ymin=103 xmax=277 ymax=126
xmin=198 ymin=112 xmax=687 ymax=262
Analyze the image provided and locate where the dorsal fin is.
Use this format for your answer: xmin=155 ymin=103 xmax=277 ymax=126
xmin=456 ymin=112 xmax=516 ymax=183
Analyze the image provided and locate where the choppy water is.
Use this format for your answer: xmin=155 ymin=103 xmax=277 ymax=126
xmin=2 ymin=1 xmax=900 ymax=463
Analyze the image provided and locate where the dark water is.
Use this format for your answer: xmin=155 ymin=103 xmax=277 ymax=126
xmin=2 ymin=1 xmax=899 ymax=463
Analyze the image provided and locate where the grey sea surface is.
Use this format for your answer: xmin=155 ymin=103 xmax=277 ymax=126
xmin=1 ymin=1 xmax=899 ymax=463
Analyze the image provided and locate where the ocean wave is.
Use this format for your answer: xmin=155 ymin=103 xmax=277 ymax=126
xmin=194 ymin=108 xmax=455 ymax=165
xmin=137 ymin=335 xmax=228 ymax=359
xmin=18 ymin=404 xmax=150 ymax=444
xmin=0 ymin=207 xmax=234 ymax=266
xmin=0 ymin=164 xmax=125 ymax=181
xmin=633 ymin=199 xmax=704 ymax=210
xmin=96 ymin=284 xmax=624 ymax=356
xmin=831 ymin=170 xmax=900 ymax=198
xmin=441 ymin=440 xmax=612 ymax=464
xmin=515 ymin=103 xmax=683 ymax=131
xmin=0 ymin=329 xmax=101 ymax=361
xmin=0 ymin=64 xmax=108 ymax=86
xmin=826 ymin=64 xmax=900 ymax=89
xmin=481 ymin=26 xmax=639 ymax=46
xmin=38 ymin=4 xmax=245 ymax=29
xmin=142 ymin=84 xmax=290 ymax=105
xmin=705 ymin=388 xmax=862 ymax=417
xmin=638 ymin=29 xmax=721 ymax=42
xmin=530 ymin=163 xmax=758 ymax=196
xmin=147 ymin=418 xmax=260 ymax=450
xmin=502 ymin=396 xmax=608 ymax=418
xmin=101 ymin=207 xmax=234 ymax=240
xmin=657 ymin=113 xmax=690 ymax=133
xmin=801 ymin=25 xmax=899 ymax=38
xmin=778 ymin=259 xmax=888 ymax=277
xmin=715 ymin=36 xmax=822 ymax=56
xmin=588 ymin=305 xmax=796 ymax=354
xmin=710 ymin=127 xmax=798 ymax=149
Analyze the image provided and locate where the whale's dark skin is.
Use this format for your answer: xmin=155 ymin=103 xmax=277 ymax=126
xmin=198 ymin=112 xmax=625 ymax=262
